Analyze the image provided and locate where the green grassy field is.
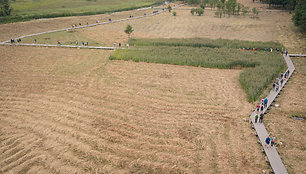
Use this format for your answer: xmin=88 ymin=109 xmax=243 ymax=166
xmin=110 ymin=38 xmax=286 ymax=102
xmin=0 ymin=0 xmax=163 ymax=24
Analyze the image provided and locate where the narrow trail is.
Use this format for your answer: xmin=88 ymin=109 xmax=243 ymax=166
xmin=249 ymin=54 xmax=304 ymax=174
xmin=0 ymin=3 xmax=186 ymax=49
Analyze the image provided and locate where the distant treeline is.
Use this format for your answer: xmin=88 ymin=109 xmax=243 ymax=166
xmin=183 ymin=0 xmax=305 ymax=31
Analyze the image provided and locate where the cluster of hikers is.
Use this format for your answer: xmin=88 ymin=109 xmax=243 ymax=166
xmin=254 ymin=97 xmax=269 ymax=123
xmin=272 ymin=69 xmax=290 ymax=92
xmin=10 ymin=38 xmax=22 ymax=43
xmin=265 ymin=136 xmax=276 ymax=148
xmin=113 ymin=42 xmax=129 ymax=48
xmin=75 ymin=41 xmax=89 ymax=46
xmin=242 ymin=47 xmax=289 ymax=55
xmin=72 ymin=22 xmax=88 ymax=28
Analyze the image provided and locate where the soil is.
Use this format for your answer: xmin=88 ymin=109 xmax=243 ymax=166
xmin=0 ymin=46 xmax=267 ymax=173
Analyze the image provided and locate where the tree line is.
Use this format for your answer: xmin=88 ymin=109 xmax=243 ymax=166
xmin=184 ymin=0 xmax=305 ymax=30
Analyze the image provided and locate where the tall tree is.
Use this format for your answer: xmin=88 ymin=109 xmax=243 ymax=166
xmin=292 ymin=0 xmax=306 ymax=30
xmin=0 ymin=0 xmax=12 ymax=16
xmin=124 ymin=25 xmax=134 ymax=38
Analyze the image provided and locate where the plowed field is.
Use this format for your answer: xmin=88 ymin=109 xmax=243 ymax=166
xmin=0 ymin=46 xmax=267 ymax=173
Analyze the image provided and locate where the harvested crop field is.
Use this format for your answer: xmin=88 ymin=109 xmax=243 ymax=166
xmin=51 ymin=3 xmax=305 ymax=51
xmin=0 ymin=46 xmax=267 ymax=173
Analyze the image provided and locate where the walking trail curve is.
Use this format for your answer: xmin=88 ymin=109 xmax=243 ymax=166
xmin=250 ymin=54 xmax=306 ymax=174
xmin=0 ymin=3 xmax=186 ymax=49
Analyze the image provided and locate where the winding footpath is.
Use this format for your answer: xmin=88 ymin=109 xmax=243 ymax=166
xmin=250 ymin=54 xmax=305 ymax=174
xmin=0 ymin=2 xmax=305 ymax=172
xmin=0 ymin=3 xmax=186 ymax=49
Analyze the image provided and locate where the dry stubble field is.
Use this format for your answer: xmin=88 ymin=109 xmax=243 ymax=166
xmin=0 ymin=46 xmax=266 ymax=173
xmin=0 ymin=0 xmax=305 ymax=173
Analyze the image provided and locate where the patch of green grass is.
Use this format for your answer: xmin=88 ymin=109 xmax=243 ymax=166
xmin=110 ymin=38 xmax=286 ymax=102
xmin=128 ymin=38 xmax=284 ymax=50
xmin=0 ymin=0 xmax=164 ymax=24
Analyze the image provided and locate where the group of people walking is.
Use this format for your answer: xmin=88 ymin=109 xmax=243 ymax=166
xmin=10 ymin=38 xmax=22 ymax=43
xmin=75 ymin=41 xmax=89 ymax=46
xmin=255 ymin=98 xmax=268 ymax=123
xmin=242 ymin=47 xmax=288 ymax=55
xmin=265 ymin=136 xmax=276 ymax=148
xmin=272 ymin=70 xmax=290 ymax=92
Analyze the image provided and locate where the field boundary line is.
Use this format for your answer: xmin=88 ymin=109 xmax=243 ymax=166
xmin=0 ymin=3 xmax=186 ymax=45
xmin=249 ymin=53 xmax=303 ymax=174
xmin=0 ymin=42 xmax=116 ymax=50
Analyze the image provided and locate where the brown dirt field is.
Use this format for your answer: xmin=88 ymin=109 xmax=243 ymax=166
xmin=265 ymin=57 xmax=306 ymax=174
xmin=62 ymin=1 xmax=304 ymax=52
xmin=0 ymin=45 xmax=268 ymax=173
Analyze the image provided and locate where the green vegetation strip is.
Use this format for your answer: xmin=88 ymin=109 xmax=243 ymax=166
xmin=110 ymin=38 xmax=286 ymax=102
xmin=0 ymin=0 xmax=164 ymax=24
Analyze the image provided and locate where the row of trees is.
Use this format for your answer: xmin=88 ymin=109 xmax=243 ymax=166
xmin=185 ymin=0 xmax=305 ymax=30
xmin=189 ymin=0 xmax=258 ymax=18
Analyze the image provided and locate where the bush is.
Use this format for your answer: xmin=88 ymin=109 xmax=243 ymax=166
xmin=173 ymin=11 xmax=177 ymax=16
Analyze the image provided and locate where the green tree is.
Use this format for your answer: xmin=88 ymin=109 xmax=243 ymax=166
xmin=196 ymin=7 xmax=204 ymax=16
xmin=252 ymin=7 xmax=259 ymax=17
xmin=191 ymin=8 xmax=196 ymax=15
xmin=292 ymin=0 xmax=306 ymax=30
xmin=173 ymin=11 xmax=177 ymax=16
xmin=167 ymin=5 xmax=172 ymax=13
xmin=124 ymin=24 xmax=134 ymax=38
xmin=0 ymin=0 xmax=12 ymax=16
xmin=242 ymin=6 xmax=249 ymax=15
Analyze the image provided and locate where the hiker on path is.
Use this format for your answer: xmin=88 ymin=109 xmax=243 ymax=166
xmin=119 ymin=43 xmax=121 ymax=47
xmin=257 ymin=105 xmax=260 ymax=112
xmin=280 ymin=79 xmax=284 ymax=86
xmin=264 ymin=98 xmax=268 ymax=108
xmin=114 ymin=43 xmax=116 ymax=47
xmin=265 ymin=136 xmax=271 ymax=148
xmin=255 ymin=114 xmax=259 ymax=123
xmin=259 ymin=113 xmax=264 ymax=123
xmin=57 ymin=40 xmax=61 ymax=45
xmin=86 ymin=42 xmax=88 ymax=46
xmin=126 ymin=43 xmax=129 ymax=48
xmin=271 ymin=137 xmax=276 ymax=147
xmin=273 ymin=83 xmax=276 ymax=91
xmin=261 ymin=105 xmax=264 ymax=112
xmin=76 ymin=41 xmax=78 ymax=45
xmin=276 ymin=84 xmax=279 ymax=91
xmin=285 ymin=50 xmax=288 ymax=56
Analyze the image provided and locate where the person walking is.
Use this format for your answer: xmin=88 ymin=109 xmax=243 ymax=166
xmin=264 ymin=98 xmax=268 ymax=108
xmin=259 ymin=113 xmax=264 ymax=123
xmin=265 ymin=136 xmax=271 ymax=148
xmin=34 ymin=39 xmax=37 ymax=44
xmin=285 ymin=50 xmax=288 ymax=56
xmin=76 ymin=41 xmax=78 ymax=45
xmin=271 ymin=137 xmax=276 ymax=147
xmin=255 ymin=114 xmax=259 ymax=123
xmin=114 ymin=42 xmax=116 ymax=47
xmin=273 ymin=82 xmax=276 ymax=91
xmin=280 ymin=79 xmax=283 ymax=86
xmin=257 ymin=105 xmax=260 ymax=112
xmin=260 ymin=105 xmax=264 ymax=112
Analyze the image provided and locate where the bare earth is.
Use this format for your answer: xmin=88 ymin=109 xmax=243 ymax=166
xmin=0 ymin=0 xmax=305 ymax=173
xmin=0 ymin=46 xmax=266 ymax=173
